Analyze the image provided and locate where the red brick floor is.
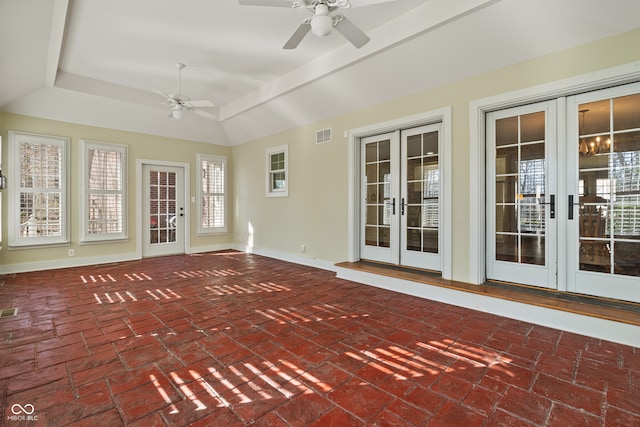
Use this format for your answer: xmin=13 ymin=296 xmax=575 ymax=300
xmin=0 ymin=251 xmax=638 ymax=426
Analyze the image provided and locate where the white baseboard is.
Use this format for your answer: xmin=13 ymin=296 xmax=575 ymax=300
xmin=231 ymin=243 xmax=336 ymax=272
xmin=0 ymin=244 xmax=234 ymax=275
xmin=188 ymin=243 xmax=234 ymax=255
xmin=0 ymin=251 xmax=141 ymax=275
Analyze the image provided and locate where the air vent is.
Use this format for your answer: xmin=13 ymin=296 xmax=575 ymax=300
xmin=316 ymin=128 xmax=332 ymax=144
xmin=0 ymin=308 xmax=18 ymax=319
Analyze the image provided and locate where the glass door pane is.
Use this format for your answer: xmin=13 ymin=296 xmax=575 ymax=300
xmin=364 ymin=138 xmax=392 ymax=248
xmin=495 ymin=112 xmax=546 ymax=266
xmin=405 ymin=131 xmax=439 ymax=254
xmin=400 ymin=123 xmax=443 ymax=272
xmin=149 ymin=170 xmax=177 ymax=245
xmin=578 ymin=94 xmax=640 ymax=277
xmin=360 ymin=132 xmax=399 ymax=264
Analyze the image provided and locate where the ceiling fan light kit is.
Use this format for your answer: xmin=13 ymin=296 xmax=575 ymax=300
xmin=310 ymin=4 xmax=333 ymax=37
xmin=171 ymin=106 xmax=184 ymax=120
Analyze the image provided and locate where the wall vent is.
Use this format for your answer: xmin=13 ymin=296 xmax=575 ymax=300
xmin=0 ymin=308 xmax=18 ymax=319
xmin=316 ymin=128 xmax=332 ymax=144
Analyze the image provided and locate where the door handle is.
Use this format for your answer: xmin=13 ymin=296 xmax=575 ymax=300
xmin=401 ymin=198 xmax=405 ymax=216
xmin=539 ymin=194 xmax=555 ymax=219
xmin=568 ymin=195 xmax=579 ymax=220
xmin=391 ymin=198 xmax=396 ymax=215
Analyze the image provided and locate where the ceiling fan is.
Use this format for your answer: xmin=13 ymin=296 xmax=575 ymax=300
xmin=154 ymin=63 xmax=216 ymax=120
xmin=240 ymin=0 xmax=389 ymax=49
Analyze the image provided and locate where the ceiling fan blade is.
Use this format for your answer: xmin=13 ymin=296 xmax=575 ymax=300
xmin=154 ymin=89 xmax=174 ymax=101
xmin=239 ymin=0 xmax=295 ymax=7
xmin=283 ymin=22 xmax=311 ymax=49
xmin=188 ymin=100 xmax=215 ymax=108
xmin=192 ymin=109 xmax=217 ymax=120
xmin=347 ymin=0 xmax=397 ymax=7
xmin=334 ymin=15 xmax=370 ymax=48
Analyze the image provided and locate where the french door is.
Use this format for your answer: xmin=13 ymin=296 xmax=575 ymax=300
xmin=486 ymin=101 xmax=558 ymax=288
xmin=360 ymin=124 xmax=442 ymax=271
xmin=142 ymin=164 xmax=185 ymax=257
xmin=566 ymin=83 xmax=640 ymax=302
xmin=486 ymin=84 xmax=640 ymax=302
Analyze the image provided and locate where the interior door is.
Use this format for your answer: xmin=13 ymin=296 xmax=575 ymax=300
xmin=400 ymin=124 xmax=442 ymax=271
xmin=486 ymin=101 xmax=558 ymax=288
xmin=360 ymin=132 xmax=399 ymax=264
xmin=142 ymin=164 xmax=185 ymax=257
xmin=566 ymin=83 xmax=640 ymax=302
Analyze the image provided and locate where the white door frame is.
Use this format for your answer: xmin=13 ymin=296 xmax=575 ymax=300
xmin=469 ymin=61 xmax=640 ymax=286
xmin=347 ymin=107 xmax=452 ymax=279
xmin=136 ymin=159 xmax=190 ymax=257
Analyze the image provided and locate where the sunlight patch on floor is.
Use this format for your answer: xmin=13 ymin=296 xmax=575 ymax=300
xmin=255 ymin=303 xmax=369 ymax=325
xmin=152 ymin=358 xmax=322 ymax=415
xmin=204 ymin=282 xmax=290 ymax=296
xmin=93 ymin=288 xmax=180 ymax=304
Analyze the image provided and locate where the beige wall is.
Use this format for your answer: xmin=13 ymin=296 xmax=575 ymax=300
xmin=231 ymin=28 xmax=640 ymax=283
xmin=0 ymin=113 xmax=232 ymax=272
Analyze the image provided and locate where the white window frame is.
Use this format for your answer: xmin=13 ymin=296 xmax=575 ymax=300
xmin=197 ymin=154 xmax=228 ymax=235
xmin=266 ymin=144 xmax=289 ymax=197
xmin=80 ymin=139 xmax=128 ymax=242
xmin=8 ymin=131 xmax=70 ymax=248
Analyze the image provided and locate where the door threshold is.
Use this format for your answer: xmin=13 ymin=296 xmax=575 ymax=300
xmin=335 ymin=261 xmax=640 ymax=327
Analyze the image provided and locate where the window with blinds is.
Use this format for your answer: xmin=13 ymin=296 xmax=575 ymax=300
xmin=8 ymin=131 xmax=69 ymax=246
xmin=81 ymin=140 xmax=127 ymax=241
xmin=197 ymin=154 xmax=227 ymax=234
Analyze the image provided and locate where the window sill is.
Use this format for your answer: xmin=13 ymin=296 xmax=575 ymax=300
xmin=196 ymin=230 xmax=228 ymax=237
xmin=266 ymin=192 xmax=288 ymax=198
xmin=8 ymin=241 xmax=70 ymax=250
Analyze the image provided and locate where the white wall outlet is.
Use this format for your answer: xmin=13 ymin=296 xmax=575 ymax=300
xmin=68 ymin=249 xmax=75 ymax=257
xmin=300 ymin=244 xmax=306 ymax=252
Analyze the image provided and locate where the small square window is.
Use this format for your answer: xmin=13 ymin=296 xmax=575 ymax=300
xmin=266 ymin=145 xmax=288 ymax=197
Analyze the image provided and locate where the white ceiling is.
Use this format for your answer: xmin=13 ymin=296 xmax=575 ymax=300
xmin=1 ymin=0 xmax=640 ymax=146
